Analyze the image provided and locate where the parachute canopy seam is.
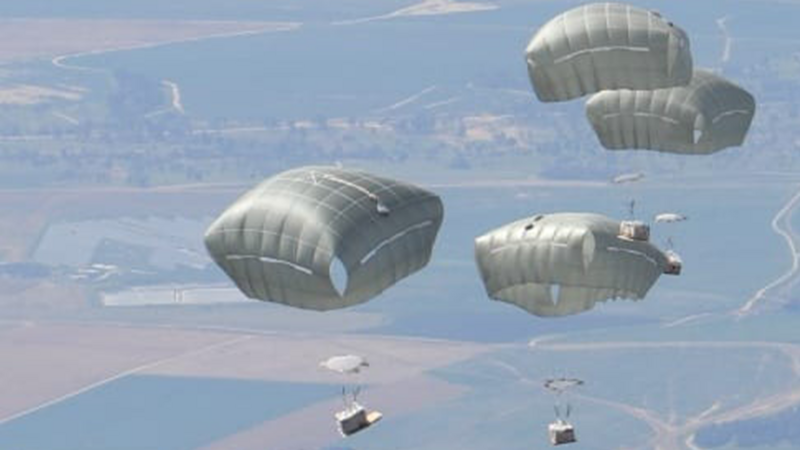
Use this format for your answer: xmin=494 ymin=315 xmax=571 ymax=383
xmin=225 ymin=254 xmax=314 ymax=275
xmin=601 ymin=111 xmax=680 ymax=125
xmin=207 ymin=228 xmax=336 ymax=256
xmin=360 ymin=220 xmax=435 ymax=265
xmin=711 ymin=109 xmax=752 ymax=124
xmin=553 ymin=46 xmax=650 ymax=65
xmin=490 ymin=241 xmax=569 ymax=255
xmin=605 ymin=246 xmax=658 ymax=267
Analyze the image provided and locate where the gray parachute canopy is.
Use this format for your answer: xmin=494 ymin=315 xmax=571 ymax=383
xmin=544 ymin=378 xmax=584 ymax=394
xmin=474 ymin=213 xmax=669 ymax=317
xmin=204 ymin=166 xmax=444 ymax=311
xmin=525 ymin=2 xmax=692 ymax=102
xmin=586 ymin=69 xmax=756 ymax=154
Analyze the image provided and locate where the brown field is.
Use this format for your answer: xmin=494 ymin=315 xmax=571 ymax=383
xmin=0 ymin=279 xmax=88 ymax=311
xmin=0 ymin=321 xmax=492 ymax=450
xmin=0 ymin=19 xmax=299 ymax=64
xmin=146 ymin=331 xmax=492 ymax=449
xmin=198 ymin=375 xmax=466 ymax=450
xmin=0 ymin=323 xmax=241 ymax=421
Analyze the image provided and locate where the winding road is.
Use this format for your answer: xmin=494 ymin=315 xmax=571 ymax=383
xmin=737 ymin=185 xmax=800 ymax=316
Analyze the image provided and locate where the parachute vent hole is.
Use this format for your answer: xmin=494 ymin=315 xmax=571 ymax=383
xmin=693 ymin=129 xmax=703 ymax=144
xmin=330 ymin=257 xmax=349 ymax=296
xmin=525 ymin=223 xmax=534 ymax=231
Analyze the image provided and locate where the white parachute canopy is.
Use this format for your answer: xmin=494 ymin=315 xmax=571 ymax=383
xmin=525 ymin=2 xmax=693 ymax=102
xmin=204 ymin=166 xmax=444 ymax=311
xmin=655 ymin=213 xmax=687 ymax=223
xmin=586 ymin=69 xmax=756 ymax=154
xmin=320 ymin=355 xmax=369 ymax=375
xmin=474 ymin=213 xmax=672 ymax=317
xmin=611 ymin=172 xmax=645 ymax=185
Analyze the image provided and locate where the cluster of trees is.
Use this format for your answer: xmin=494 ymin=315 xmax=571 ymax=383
xmin=7 ymin=60 xmax=800 ymax=189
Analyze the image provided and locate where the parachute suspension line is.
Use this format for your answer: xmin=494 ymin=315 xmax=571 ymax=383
xmin=340 ymin=384 xmax=359 ymax=409
xmin=627 ymin=199 xmax=637 ymax=220
xmin=348 ymin=368 xmax=364 ymax=408
xmin=552 ymin=387 xmax=562 ymax=420
xmin=552 ymin=394 xmax=574 ymax=422
xmin=553 ymin=395 xmax=572 ymax=421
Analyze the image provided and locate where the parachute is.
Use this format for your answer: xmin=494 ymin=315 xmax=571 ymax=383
xmin=654 ymin=213 xmax=687 ymax=223
xmin=586 ymin=69 xmax=756 ymax=154
xmin=321 ymin=354 xmax=382 ymax=436
xmin=544 ymin=377 xmax=584 ymax=394
xmin=525 ymin=3 xmax=692 ymax=102
xmin=474 ymin=213 xmax=676 ymax=317
xmin=204 ymin=166 xmax=444 ymax=311
xmin=320 ymin=355 xmax=369 ymax=374
xmin=544 ymin=377 xmax=584 ymax=446
xmin=611 ymin=172 xmax=645 ymax=185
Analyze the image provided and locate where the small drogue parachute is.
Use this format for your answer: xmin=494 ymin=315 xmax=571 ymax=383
xmin=544 ymin=377 xmax=584 ymax=394
xmin=654 ymin=213 xmax=687 ymax=223
xmin=611 ymin=172 xmax=644 ymax=185
xmin=320 ymin=355 xmax=369 ymax=374
xmin=586 ymin=69 xmax=756 ymax=154
xmin=544 ymin=377 xmax=584 ymax=446
xmin=474 ymin=213 xmax=679 ymax=317
xmin=204 ymin=166 xmax=444 ymax=311
xmin=525 ymin=3 xmax=692 ymax=102
xmin=321 ymin=354 xmax=382 ymax=436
